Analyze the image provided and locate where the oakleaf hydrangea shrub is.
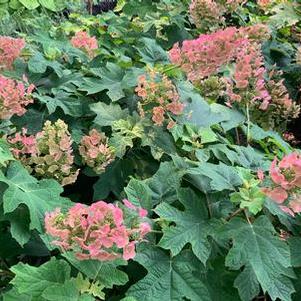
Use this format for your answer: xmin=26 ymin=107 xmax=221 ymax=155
xmin=45 ymin=200 xmax=151 ymax=261
xmin=1 ymin=0 xmax=301 ymax=300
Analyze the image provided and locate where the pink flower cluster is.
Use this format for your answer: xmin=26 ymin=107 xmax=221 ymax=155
xmin=225 ymin=42 xmax=271 ymax=110
xmin=135 ymin=70 xmax=184 ymax=129
xmin=79 ymin=129 xmax=115 ymax=174
xmin=0 ymin=75 xmax=34 ymax=120
xmin=169 ymin=26 xmax=299 ymax=128
xmin=45 ymin=200 xmax=151 ymax=261
xmin=0 ymin=36 xmax=25 ymax=70
xmin=8 ymin=120 xmax=79 ymax=186
xmin=70 ymin=31 xmax=98 ymax=58
xmin=169 ymin=27 xmax=246 ymax=82
xmin=8 ymin=128 xmax=37 ymax=160
xmin=189 ymin=0 xmax=245 ymax=31
xmin=262 ymin=153 xmax=301 ymax=216
xmin=257 ymin=0 xmax=271 ymax=9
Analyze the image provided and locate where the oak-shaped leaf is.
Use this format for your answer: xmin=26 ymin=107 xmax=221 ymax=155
xmin=127 ymin=246 xmax=211 ymax=301
xmin=63 ymin=252 xmax=129 ymax=288
xmin=218 ymin=216 xmax=295 ymax=301
xmin=0 ymin=162 xmax=72 ymax=245
xmin=154 ymin=188 xmax=219 ymax=264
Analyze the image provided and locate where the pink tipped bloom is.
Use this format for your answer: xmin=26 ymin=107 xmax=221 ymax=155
xmin=71 ymin=31 xmax=98 ymax=58
xmin=45 ymin=200 xmax=151 ymax=262
xmin=0 ymin=75 xmax=34 ymax=120
xmin=0 ymin=36 xmax=25 ymax=70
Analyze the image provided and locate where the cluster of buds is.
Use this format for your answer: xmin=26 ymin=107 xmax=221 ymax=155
xmin=0 ymin=75 xmax=34 ymax=120
xmin=45 ymin=200 xmax=151 ymax=261
xmin=262 ymin=153 xmax=301 ymax=216
xmin=135 ymin=70 xmax=184 ymax=129
xmin=70 ymin=31 xmax=98 ymax=58
xmin=79 ymin=129 xmax=115 ymax=174
xmin=189 ymin=0 xmax=245 ymax=31
xmin=8 ymin=120 xmax=79 ymax=186
xmin=0 ymin=36 xmax=25 ymax=70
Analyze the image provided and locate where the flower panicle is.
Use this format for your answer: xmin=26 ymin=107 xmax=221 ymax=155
xmin=45 ymin=200 xmax=151 ymax=261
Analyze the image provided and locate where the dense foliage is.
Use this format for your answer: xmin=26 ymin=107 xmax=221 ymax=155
xmin=1 ymin=0 xmax=301 ymax=300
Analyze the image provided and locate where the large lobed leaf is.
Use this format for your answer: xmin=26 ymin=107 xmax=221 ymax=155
xmin=219 ymin=216 xmax=295 ymax=301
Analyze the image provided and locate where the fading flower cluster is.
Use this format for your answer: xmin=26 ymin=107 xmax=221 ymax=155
xmin=264 ymin=72 xmax=300 ymax=126
xmin=262 ymin=153 xmax=301 ymax=216
xmin=135 ymin=70 xmax=184 ymax=129
xmin=45 ymin=200 xmax=151 ymax=261
xmin=169 ymin=26 xmax=271 ymax=85
xmin=225 ymin=42 xmax=271 ymax=110
xmin=70 ymin=31 xmax=98 ymax=58
xmin=169 ymin=27 xmax=246 ymax=83
xmin=8 ymin=120 xmax=79 ymax=186
xmin=0 ymin=36 xmax=25 ymax=70
xmin=79 ymin=129 xmax=115 ymax=174
xmin=0 ymin=75 xmax=34 ymax=120
xmin=189 ymin=0 xmax=245 ymax=31
xmin=170 ymin=26 xmax=299 ymax=129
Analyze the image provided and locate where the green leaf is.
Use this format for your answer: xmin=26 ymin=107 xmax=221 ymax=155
xmin=141 ymin=125 xmax=177 ymax=160
xmin=93 ymin=159 xmax=134 ymax=200
xmin=10 ymin=258 xmax=71 ymax=299
xmin=288 ymin=237 xmax=301 ymax=268
xmin=188 ymin=163 xmax=243 ymax=193
xmin=125 ymin=178 xmax=152 ymax=211
xmin=269 ymin=3 xmax=300 ymax=29
xmin=136 ymin=37 xmax=169 ymax=65
xmin=38 ymin=0 xmax=62 ymax=11
xmin=219 ymin=216 xmax=295 ymax=301
xmin=0 ymin=162 xmax=71 ymax=245
xmin=154 ymin=188 xmax=219 ymax=264
xmin=19 ymin=0 xmax=39 ymax=9
xmin=80 ymin=63 xmax=127 ymax=101
xmin=0 ymin=138 xmax=15 ymax=167
xmin=3 ymin=288 xmax=32 ymax=301
xmin=42 ymin=280 xmax=81 ymax=301
xmin=110 ymin=117 xmax=144 ymax=158
xmin=127 ymin=246 xmax=211 ymax=301
xmin=28 ymin=52 xmax=63 ymax=77
xmin=36 ymin=93 xmax=88 ymax=117
xmin=145 ymin=161 xmax=184 ymax=205
xmin=63 ymin=252 xmax=128 ymax=288
xmin=90 ymin=102 xmax=128 ymax=127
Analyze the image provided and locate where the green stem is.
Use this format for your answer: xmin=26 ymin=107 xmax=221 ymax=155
xmin=246 ymin=102 xmax=250 ymax=144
